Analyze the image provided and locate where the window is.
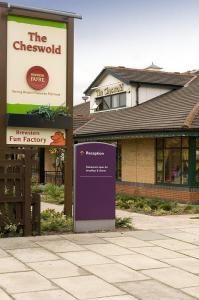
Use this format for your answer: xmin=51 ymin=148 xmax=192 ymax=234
xmin=196 ymin=138 xmax=199 ymax=183
xmin=96 ymin=93 xmax=126 ymax=111
xmin=156 ymin=137 xmax=189 ymax=185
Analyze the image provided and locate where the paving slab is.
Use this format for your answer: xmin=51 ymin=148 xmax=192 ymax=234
xmin=8 ymin=247 xmax=59 ymax=263
xmin=89 ymin=296 xmax=137 ymax=300
xmin=84 ymin=263 xmax=148 ymax=283
xmin=0 ymin=257 xmax=29 ymax=273
xmin=130 ymin=246 xmax=186 ymax=259
xmin=152 ymin=229 xmax=185 ymax=234
xmin=84 ymin=243 xmax=133 ymax=256
xmin=179 ymin=248 xmax=199 ymax=259
xmin=0 ymin=271 xmax=55 ymax=293
xmin=63 ymin=234 xmax=108 ymax=245
xmin=182 ymin=286 xmax=199 ymax=299
xmin=179 ymin=227 xmax=199 ymax=235
xmin=0 ymin=238 xmax=38 ymax=250
xmin=95 ymin=232 xmax=128 ymax=238
xmin=27 ymin=259 xmax=88 ymax=278
xmin=53 ymin=275 xmax=125 ymax=299
xmin=13 ymin=289 xmax=77 ymax=300
xmin=60 ymin=250 xmax=113 ymax=266
xmin=151 ymin=239 xmax=198 ymax=250
xmin=0 ymin=249 xmax=9 ymax=258
xmin=0 ymin=288 xmax=12 ymax=300
xmin=162 ymin=257 xmax=199 ymax=274
xmin=122 ymin=231 xmax=168 ymax=241
xmin=163 ymin=232 xmax=199 ymax=244
xmin=28 ymin=235 xmax=63 ymax=241
xmin=142 ymin=267 xmax=199 ymax=288
xmin=110 ymin=253 xmax=168 ymax=270
xmin=116 ymin=280 xmax=196 ymax=300
xmin=104 ymin=237 xmax=152 ymax=248
xmin=36 ymin=239 xmax=85 ymax=252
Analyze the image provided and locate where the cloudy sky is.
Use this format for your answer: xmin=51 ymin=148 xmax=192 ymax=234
xmin=6 ymin=0 xmax=199 ymax=104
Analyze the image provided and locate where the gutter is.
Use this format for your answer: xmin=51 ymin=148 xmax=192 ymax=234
xmin=74 ymin=128 xmax=199 ymax=142
xmin=1 ymin=2 xmax=82 ymax=19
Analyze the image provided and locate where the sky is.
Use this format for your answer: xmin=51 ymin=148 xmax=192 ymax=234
xmin=6 ymin=0 xmax=199 ymax=104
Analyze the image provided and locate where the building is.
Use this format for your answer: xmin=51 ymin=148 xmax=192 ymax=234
xmin=74 ymin=65 xmax=199 ymax=203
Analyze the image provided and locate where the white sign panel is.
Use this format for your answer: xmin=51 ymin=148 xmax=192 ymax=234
xmin=7 ymin=15 xmax=67 ymax=114
xmin=7 ymin=127 xmax=66 ymax=146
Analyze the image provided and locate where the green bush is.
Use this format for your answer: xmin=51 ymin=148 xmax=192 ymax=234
xmin=43 ymin=184 xmax=64 ymax=204
xmin=115 ymin=217 xmax=133 ymax=229
xmin=31 ymin=184 xmax=45 ymax=193
xmin=41 ymin=209 xmax=73 ymax=233
xmin=116 ymin=193 xmax=199 ymax=216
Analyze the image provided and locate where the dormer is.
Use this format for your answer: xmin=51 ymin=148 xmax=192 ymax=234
xmin=85 ymin=66 xmax=194 ymax=114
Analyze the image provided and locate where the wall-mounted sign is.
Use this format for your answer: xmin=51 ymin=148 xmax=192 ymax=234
xmin=96 ymin=83 xmax=124 ymax=98
xmin=74 ymin=142 xmax=116 ymax=232
xmin=7 ymin=16 xmax=67 ymax=114
xmin=7 ymin=127 xmax=66 ymax=146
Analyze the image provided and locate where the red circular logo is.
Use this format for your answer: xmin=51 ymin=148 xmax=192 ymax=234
xmin=26 ymin=66 xmax=49 ymax=90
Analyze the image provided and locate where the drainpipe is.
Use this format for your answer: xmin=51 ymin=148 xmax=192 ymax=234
xmin=136 ymin=83 xmax=141 ymax=105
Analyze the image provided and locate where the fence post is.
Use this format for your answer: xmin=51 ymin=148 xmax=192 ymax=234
xmin=24 ymin=149 xmax=32 ymax=236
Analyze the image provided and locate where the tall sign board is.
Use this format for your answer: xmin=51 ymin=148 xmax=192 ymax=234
xmin=0 ymin=3 xmax=81 ymax=219
xmin=6 ymin=15 xmax=67 ymax=146
xmin=74 ymin=142 xmax=116 ymax=232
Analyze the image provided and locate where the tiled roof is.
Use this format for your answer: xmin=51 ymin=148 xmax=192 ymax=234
xmin=74 ymin=75 xmax=199 ymax=137
xmin=73 ymin=101 xmax=90 ymax=117
xmin=73 ymin=116 xmax=91 ymax=131
xmin=73 ymin=101 xmax=90 ymax=130
xmin=85 ymin=67 xmax=194 ymax=95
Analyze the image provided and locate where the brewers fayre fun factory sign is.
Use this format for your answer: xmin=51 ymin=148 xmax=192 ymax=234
xmin=7 ymin=16 xmax=67 ymax=146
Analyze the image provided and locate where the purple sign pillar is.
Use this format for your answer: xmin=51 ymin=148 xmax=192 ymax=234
xmin=74 ymin=142 xmax=116 ymax=232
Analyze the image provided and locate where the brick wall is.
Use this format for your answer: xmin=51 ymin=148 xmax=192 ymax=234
xmin=121 ymin=138 xmax=155 ymax=184
xmin=116 ymin=181 xmax=199 ymax=203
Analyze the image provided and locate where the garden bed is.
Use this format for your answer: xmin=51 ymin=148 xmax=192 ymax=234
xmin=116 ymin=193 xmax=199 ymax=216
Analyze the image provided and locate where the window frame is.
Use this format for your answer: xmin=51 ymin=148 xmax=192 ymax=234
xmin=96 ymin=92 xmax=126 ymax=112
xmin=156 ymin=137 xmax=189 ymax=186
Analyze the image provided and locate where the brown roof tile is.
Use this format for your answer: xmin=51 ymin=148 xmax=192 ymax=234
xmin=75 ymin=75 xmax=199 ymax=137
xmin=73 ymin=101 xmax=91 ymax=130
xmin=85 ymin=67 xmax=194 ymax=95
xmin=73 ymin=101 xmax=90 ymax=117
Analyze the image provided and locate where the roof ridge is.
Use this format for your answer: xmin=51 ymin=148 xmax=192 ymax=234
xmin=183 ymin=102 xmax=199 ymax=128
xmin=74 ymin=101 xmax=90 ymax=108
xmin=108 ymin=66 xmax=194 ymax=77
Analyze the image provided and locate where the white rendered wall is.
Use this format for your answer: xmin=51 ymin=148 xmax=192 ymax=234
xmin=88 ymin=74 xmax=173 ymax=114
xmin=138 ymin=85 xmax=172 ymax=104
xmin=89 ymin=74 xmax=135 ymax=114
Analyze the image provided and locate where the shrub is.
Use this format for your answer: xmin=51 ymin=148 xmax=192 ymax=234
xmin=116 ymin=193 xmax=199 ymax=216
xmin=115 ymin=217 xmax=133 ymax=229
xmin=31 ymin=184 xmax=45 ymax=193
xmin=43 ymin=184 xmax=64 ymax=204
xmin=41 ymin=209 xmax=72 ymax=233
xmin=159 ymin=201 xmax=176 ymax=211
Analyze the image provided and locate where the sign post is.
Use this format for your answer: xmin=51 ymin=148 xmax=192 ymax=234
xmin=0 ymin=3 xmax=81 ymax=235
xmin=74 ymin=142 xmax=116 ymax=232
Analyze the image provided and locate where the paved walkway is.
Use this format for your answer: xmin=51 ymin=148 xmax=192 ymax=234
xmin=41 ymin=201 xmax=199 ymax=231
xmin=0 ymin=204 xmax=199 ymax=299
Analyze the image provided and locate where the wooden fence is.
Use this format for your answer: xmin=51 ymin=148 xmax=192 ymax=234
xmin=0 ymin=148 xmax=40 ymax=236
